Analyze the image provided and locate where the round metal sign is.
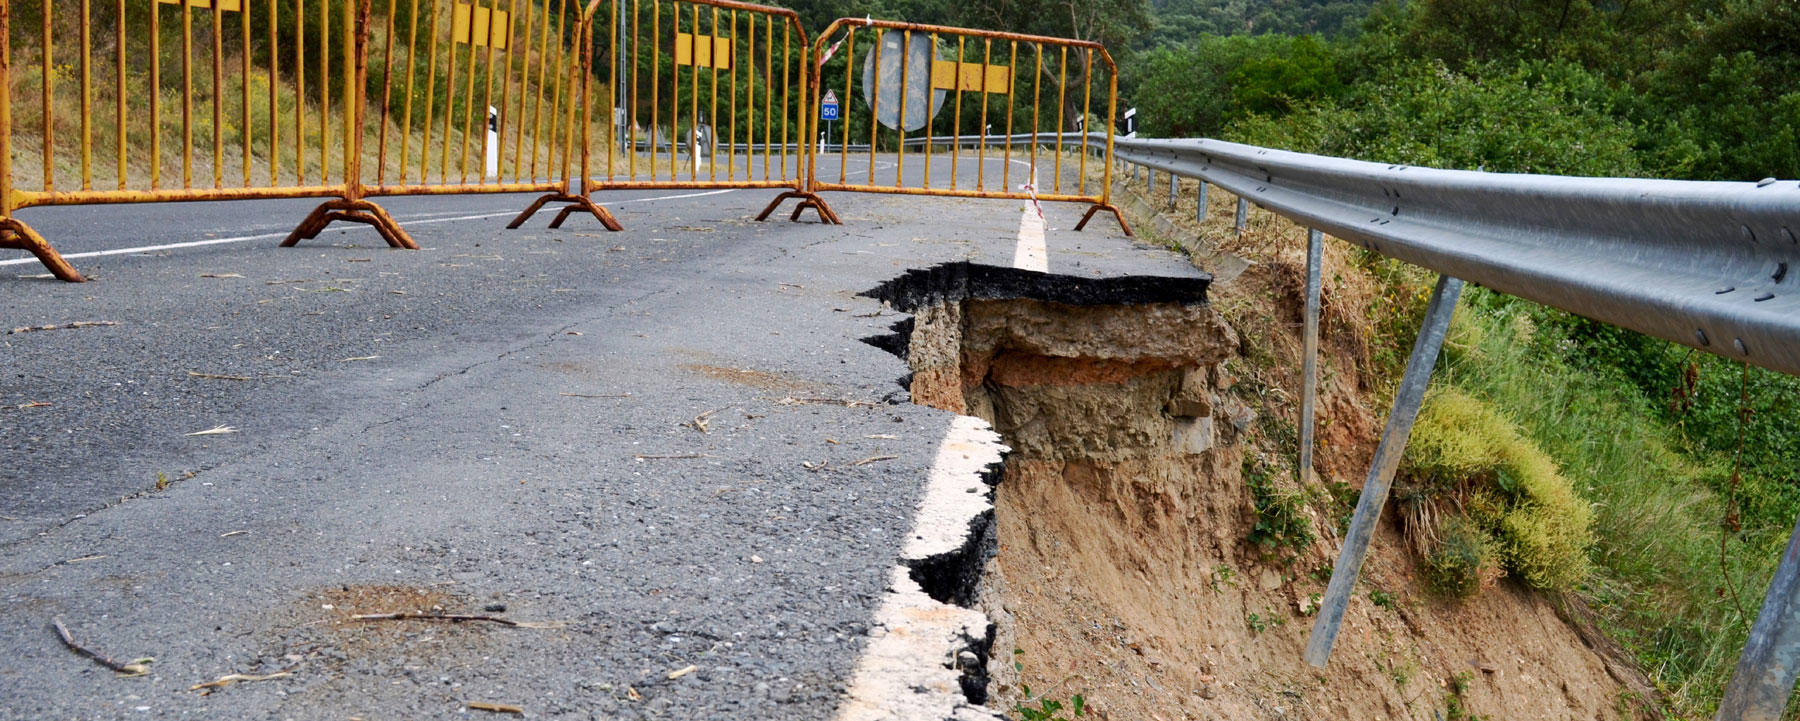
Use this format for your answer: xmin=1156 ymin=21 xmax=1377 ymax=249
xmin=860 ymin=30 xmax=945 ymax=132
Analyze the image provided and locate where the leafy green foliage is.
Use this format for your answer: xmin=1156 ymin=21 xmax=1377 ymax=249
xmin=1244 ymin=454 xmax=1316 ymax=552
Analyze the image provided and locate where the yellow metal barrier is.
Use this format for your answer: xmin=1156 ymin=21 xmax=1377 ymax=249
xmin=760 ymin=18 xmax=1127 ymax=234
xmin=509 ymin=0 xmax=831 ymax=227
xmin=0 ymin=0 xmax=421 ymax=283
xmin=360 ymin=0 xmax=623 ymax=229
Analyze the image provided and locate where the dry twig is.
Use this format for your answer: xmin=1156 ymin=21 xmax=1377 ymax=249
xmin=188 ymin=371 xmax=251 ymax=381
xmin=467 ymin=701 xmax=525 ymax=714
xmin=185 ymin=425 xmax=238 ymax=437
xmin=775 ymin=396 xmax=877 ymax=408
xmin=50 ymin=618 xmax=153 ymax=677
xmin=190 ymin=671 xmax=291 ymax=691
xmin=9 ymin=321 xmax=119 ymax=335
xmin=560 ymin=392 xmax=631 ymax=399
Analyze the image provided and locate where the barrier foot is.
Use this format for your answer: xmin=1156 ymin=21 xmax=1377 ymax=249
xmin=509 ymin=193 xmax=623 ymax=231
xmin=281 ymin=199 xmax=418 ymax=250
xmin=1074 ymin=202 xmax=1132 ymax=237
xmin=755 ymin=191 xmax=841 ymax=225
xmin=1 ymin=218 xmax=84 ymax=282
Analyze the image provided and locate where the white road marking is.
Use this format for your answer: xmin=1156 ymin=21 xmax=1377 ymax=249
xmin=834 ymin=415 xmax=1008 ymax=721
xmin=1013 ymin=171 xmax=1048 ymax=272
xmin=0 ymin=189 xmax=738 ymax=267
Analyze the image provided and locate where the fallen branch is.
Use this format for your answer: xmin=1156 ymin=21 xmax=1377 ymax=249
xmin=350 ymin=612 xmax=519 ymax=627
xmin=16 ymin=401 xmax=51 ymax=409
xmin=188 ymin=371 xmax=252 ymax=381
xmin=9 ymin=321 xmax=119 ymax=335
xmin=468 ymin=701 xmax=525 ymax=714
xmin=852 ymin=455 xmax=899 ymax=467
xmin=774 ymin=396 xmax=877 ymax=409
xmin=685 ymin=407 xmax=728 ymax=434
xmin=190 ymin=671 xmax=291 ymax=691
xmin=51 ymin=617 xmax=153 ymax=677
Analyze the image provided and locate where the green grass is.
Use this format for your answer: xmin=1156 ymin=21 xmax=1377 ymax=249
xmin=1429 ymin=288 xmax=1778 ymax=716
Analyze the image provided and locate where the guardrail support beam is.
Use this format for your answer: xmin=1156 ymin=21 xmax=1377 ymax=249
xmin=1300 ymin=228 xmax=1323 ymax=485
xmin=1717 ymin=512 xmax=1800 ymax=720
xmin=1234 ymin=196 xmax=1248 ymax=235
xmin=1168 ymin=172 xmax=1178 ymax=210
xmin=1305 ymin=273 xmax=1463 ymax=667
xmin=1196 ymin=181 xmax=1208 ymax=222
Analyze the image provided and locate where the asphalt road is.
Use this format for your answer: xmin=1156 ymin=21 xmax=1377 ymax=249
xmin=0 ymin=154 xmax=1193 ymax=719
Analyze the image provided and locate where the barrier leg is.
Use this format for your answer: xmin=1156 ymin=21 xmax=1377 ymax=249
xmin=755 ymin=190 xmax=841 ymax=225
xmin=508 ymin=193 xmax=623 ymax=231
xmin=1305 ymin=275 xmax=1463 ymax=667
xmin=1 ymin=218 xmax=84 ymax=282
xmin=281 ymin=199 xmax=417 ymax=249
xmin=1073 ymin=202 xmax=1132 ymax=237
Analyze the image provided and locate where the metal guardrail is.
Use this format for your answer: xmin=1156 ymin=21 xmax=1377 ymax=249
xmin=1099 ymin=133 xmax=1800 ymax=721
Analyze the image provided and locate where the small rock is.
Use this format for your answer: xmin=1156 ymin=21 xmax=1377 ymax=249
xmin=484 ymin=603 xmax=507 ymax=613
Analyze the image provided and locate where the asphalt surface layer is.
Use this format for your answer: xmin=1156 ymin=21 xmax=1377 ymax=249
xmin=1 ymin=155 xmax=1198 ymax=719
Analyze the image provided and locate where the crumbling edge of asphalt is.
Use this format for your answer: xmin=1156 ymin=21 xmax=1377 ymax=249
xmin=829 ymin=414 xmax=1010 ymax=721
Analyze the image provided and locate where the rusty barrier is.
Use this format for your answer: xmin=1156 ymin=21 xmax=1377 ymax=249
xmin=1 ymin=0 xmax=404 ymax=282
xmin=760 ymin=18 xmax=1127 ymax=233
xmin=509 ymin=0 xmax=826 ymax=228
xmin=358 ymin=0 xmax=619 ymax=230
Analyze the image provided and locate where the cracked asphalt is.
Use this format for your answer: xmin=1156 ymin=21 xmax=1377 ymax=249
xmin=0 ymin=157 xmax=1198 ymax=719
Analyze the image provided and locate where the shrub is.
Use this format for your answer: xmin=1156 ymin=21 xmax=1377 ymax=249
xmin=1402 ymin=386 xmax=1593 ymax=591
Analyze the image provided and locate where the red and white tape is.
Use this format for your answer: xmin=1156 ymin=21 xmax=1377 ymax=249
xmin=1019 ymin=183 xmax=1050 ymax=231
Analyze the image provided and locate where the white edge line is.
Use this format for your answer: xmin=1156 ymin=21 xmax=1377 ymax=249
xmin=1 ymin=189 xmax=740 ymax=268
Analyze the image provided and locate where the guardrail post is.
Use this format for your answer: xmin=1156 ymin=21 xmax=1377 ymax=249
xmin=1305 ymin=274 xmax=1463 ymax=668
xmin=1196 ymin=180 xmax=1208 ymax=222
xmin=1234 ymin=196 xmax=1248 ymax=235
xmin=1717 ymin=514 xmax=1800 ymax=720
xmin=1168 ymin=172 xmax=1177 ymax=210
xmin=1299 ymin=228 xmax=1323 ymax=485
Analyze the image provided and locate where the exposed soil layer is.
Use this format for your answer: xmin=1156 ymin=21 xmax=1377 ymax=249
xmin=867 ymin=261 xmax=1645 ymax=721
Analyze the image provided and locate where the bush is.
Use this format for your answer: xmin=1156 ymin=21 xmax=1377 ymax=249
xmin=1422 ymin=518 xmax=1501 ymax=598
xmin=1403 ymin=386 xmax=1593 ymax=591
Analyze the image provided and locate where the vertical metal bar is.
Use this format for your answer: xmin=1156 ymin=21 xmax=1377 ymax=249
xmin=1 ymin=1 xmax=12 ymax=215
xmin=239 ymin=0 xmax=250 ymax=187
xmin=920 ymin=34 xmax=935 ymax=188
xmin=1305 ymin=274 xmax=1464 ymax=668
xmin=400 ymin=0 xmax=424 ymax=184
xmin=1300 ymin=228 xmax=1323 ymax=485
xmin=117 ymin=0 xmax=127 ymax=189
xmin=1196 ymin=180 xmax=1207 ymax=222
xmin=761 ymin=15 xmax=770 ymax=182
xmin=1234 ymin=196 xmax=1247 ymax=234
xmin=1101 ymin=58 xmax=1114 ymax=205
xmin=440 ymin=0 xmax=461 ymax=182
xmin=709 ymin=6 xmax=720 ymax=182
xmin=182 ymin=0 xmax=194 ymax=187
xmin=1168 ymin=171 xmax=1177 ymax=209
xmin=894 ymin=30 xmax=909 ymax=188
xmin=500 ymin=0 xmax=522 ymax=182
xmin=80 ymin=0 xmax=92 ymax=190
xmin=832 ymin=26 xmax=850 ymax=182
xmin=344 ymin=0 xmax=363 ymax=197
xmin=664 ymin=0 xmax=675 ymax=180
xmin=974 ymin=37 xmax=988 ymax=192
xmin=1076 ymin=47 xmax=1091 ymax=196
xmin=42 ymin=0 xmax=55 ymax=192
xmin=793 ymin=18 xmax=806 ymax=189
xmin=608 ymin=0 xmax=619 ymax=181
xmin=1028 ymin=44 xmax=1039 ymax=184
xmin=866 ymin=26 xmax=878 ymax=184
xmin=152 ymin=0 xmax=163 ymax=189
xmin=457 ymin=2 xmax=480 ymax=184
xmin=551 ymin=0 xmax=572 ymax=185
xmin=377 ymin=0 xmax=398 ymax=185
xmin=781 ymin=18 xmax=791 ymax=181
xmin=1052 ymin=45 xmax=1065 ymax=195
xmin=648 ymin=0 xmax=660 ymax=181
xmin=528 ymin=0 xmax=550 ymax=181
xmin=268 ymin=0 xmax=278 ymax=185
xmin=211 ymin=0 xmax=224 ymax=189
xmin=729 ymin=10 xmax=739 ymax=181
xmin=296 ymin=0 xmax=307 ymax=183
xmin=949 ymin=35 xmax=961 ymax=190
xmin=1002 ymin=40 xmax=1015 ymax=191
xmin=687 ymin=4 xmax=698 ymax=180
xmin=319 ymin=0 xmax=330 ymax=183
xmin=1717 ymin=513 xmax=1800 ymax=721
xmin=628 ymin=0 xmax=639 ymax=180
